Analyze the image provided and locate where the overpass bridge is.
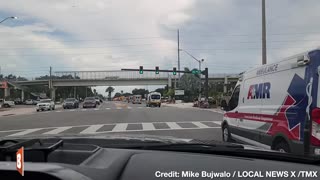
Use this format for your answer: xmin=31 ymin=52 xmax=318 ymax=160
xmin=11 ymin=70 xmax=239 ymax=100
xmin=13 ymin=70 xmax=239 ymax=86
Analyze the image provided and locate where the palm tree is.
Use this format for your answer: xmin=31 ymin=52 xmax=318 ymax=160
xmin=105 ymin=86 xmax=115 ymax=100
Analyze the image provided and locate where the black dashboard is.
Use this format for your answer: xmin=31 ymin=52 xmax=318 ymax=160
xmin=0 ymin=138 xmax=319 ymax=180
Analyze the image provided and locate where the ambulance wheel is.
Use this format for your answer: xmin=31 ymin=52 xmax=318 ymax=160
xmin=222 ymin=124 xmax=232 ymax=142
xmin=273 ymin=141 xmax=290 ymax=153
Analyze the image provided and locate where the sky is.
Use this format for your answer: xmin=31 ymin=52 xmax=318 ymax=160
xmin=1 ymin=0 xmax=320 ymax=96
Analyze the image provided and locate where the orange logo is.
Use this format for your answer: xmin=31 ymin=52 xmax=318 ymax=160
xmin=16 ymin=147 xmax=24 ymax=176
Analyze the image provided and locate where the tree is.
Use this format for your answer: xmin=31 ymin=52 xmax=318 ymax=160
xmin=155 ymin=87 xmax=166 ymax=96
xmin=179 ymin=67 xmax=201 ymax=100
xmin=105 ymin=86 xmax=115 ymax=100
xmin=132 ymin=88 xmax=149 ymax=98
xmin=113 ymin=92 xmax=122 ymax=98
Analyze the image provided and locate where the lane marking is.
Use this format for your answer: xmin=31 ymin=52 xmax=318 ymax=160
xmin=43 ymin=127 xmax=73 ymax=135
xmin=8 ymin=128 xmax=43 ymax=137
xmin=116 ymin=107 xmax=122 ymax=110
xmin=81 ymin=109 xmax=87 ymax=111
xmin=94 ymin=108 xmax=99 ymax=111
xmin=56 ymin=110 xmax=62 ymax=112
xmin=127 ymin=107 xmax=132 ymax=109
xmin=192 ymin=121 xmax=210 ymax=128
xmin=166 ymin=122 xmax=182 ymax=129
xmin=142 ymin=123 xmax=155 ymax=130
xmin=105 ymin=108 xmax=111 ymax=110
xmin=80 ymin=125 xmax=104 ymax=134
xmin=212 ymin=121 xmax=222 ymax=125
xmin=138 ymin=107 xmax=143 ymax=109
xmin=69 ymin=109 xmax=75 ymax=112
xmin=111 ymin=123 xmax=128 ymax=132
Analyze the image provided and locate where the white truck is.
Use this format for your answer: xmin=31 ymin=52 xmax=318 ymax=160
xmin=146 ymin=92 xmax=161 ymax=107
xmin=0 ymin=99 xmax=15 ymax=108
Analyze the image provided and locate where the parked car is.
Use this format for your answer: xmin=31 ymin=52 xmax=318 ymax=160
xmin=36 ymin=99 xmax=55 ymax=112
xmin=0 ymin=99 xmax=15 ymax=108
xmin=14 ymin=98 xmax=22 ymax=105
xmin=25 ymin=99 xmax=34 ymax=105
xmin=95 ymin=97 xmax=100 ymax=105
xmin=63 ymin=98 xmax=79 ymax=109
xmin=83 ymin=97 xmax=97 ymax=108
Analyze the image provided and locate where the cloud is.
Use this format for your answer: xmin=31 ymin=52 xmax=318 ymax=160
xmin=0 ymin=0 xmax=320 ymax=80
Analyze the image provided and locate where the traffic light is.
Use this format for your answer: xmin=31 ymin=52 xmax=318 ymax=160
xmin=173 ymin=67 xmax=177 ymax=75
xmin=155 ymin=66 xmax=159 ymax=74
xmin=139 ymin=66 xmax=143 ymax=74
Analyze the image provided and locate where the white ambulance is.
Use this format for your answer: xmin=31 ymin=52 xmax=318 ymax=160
xmin=221 ymin=49 xmax=320 ymax=156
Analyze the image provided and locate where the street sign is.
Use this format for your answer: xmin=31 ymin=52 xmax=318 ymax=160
xmin=191 ymin=70 xmax=201 ymax=74
xmin=175 ymin=90 xmax=184 ymax=96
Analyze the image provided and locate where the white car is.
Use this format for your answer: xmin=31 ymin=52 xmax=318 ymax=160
xmin=0 ymin=99 xmax=15 ymax=108
xmin=25 ymin=99 xmax=34 ymax=105
xmin=36 ymin=99 xmax=55 ymax=111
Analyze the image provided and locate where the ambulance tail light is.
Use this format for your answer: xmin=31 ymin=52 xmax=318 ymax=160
xmin=312 ymin=108 xmax=320 ymax=124
xmin=311 ymin=108 xmax=320 ymax=146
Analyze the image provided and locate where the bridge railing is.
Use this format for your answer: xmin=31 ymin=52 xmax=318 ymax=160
xmin=52 ymin=71 xmax=240 ymax=80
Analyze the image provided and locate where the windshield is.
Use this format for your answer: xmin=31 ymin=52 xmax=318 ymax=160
xmin=0 ymin=0 xmax=319 ymax=167
xmin=151 ymin=95 xmax=161 ymax=99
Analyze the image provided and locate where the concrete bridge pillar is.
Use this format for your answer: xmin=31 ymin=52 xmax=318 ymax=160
xmin=4 ymin=88 xmax=10 ymax=98
xmin=223 ymin=76 xmax=228 ymax=94
xmin=21 ymin=90 xmax=25 ymax=102
xmin=50 ymin=87 xmax=56 ymax=101
xmin=168 ymin=76 xmax=172 ymax=88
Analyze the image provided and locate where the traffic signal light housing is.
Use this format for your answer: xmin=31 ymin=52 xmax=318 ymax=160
xmin=173 ymin=67 xmax=177 ymax=75
xmin=155 ymin=66 xmax=159 ymax=74
xmin=139 ymin=66 xmax=143 ymax=74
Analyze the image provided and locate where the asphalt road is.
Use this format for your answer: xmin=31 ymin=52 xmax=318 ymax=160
xmin=0 ymin=101 xmax=223 ymax=142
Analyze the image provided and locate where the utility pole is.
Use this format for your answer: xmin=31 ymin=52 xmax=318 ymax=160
xmin=262 ymin=0 xmax=267 ymax=65
xmin=177 ymin=29 xmax=180 ymax=85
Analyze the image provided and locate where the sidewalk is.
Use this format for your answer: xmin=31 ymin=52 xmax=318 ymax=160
xmin=0 ymin=105 xmax=62 ymax=117
xmin=164 ymin=103 xmax=224 ymax=114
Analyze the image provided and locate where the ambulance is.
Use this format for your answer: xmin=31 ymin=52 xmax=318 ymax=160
xmin=221 ymin=49 xmax=320 ymax=155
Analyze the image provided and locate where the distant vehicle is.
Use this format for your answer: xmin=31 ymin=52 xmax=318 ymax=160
xmin=83 ymin=97 xmax=97 ymax=108
xmin=25 ymin=99 xmax=34 ymax=105
xmin=128 ymin=96 xmax=133 ymax=103
xmin=63 ymin=98 xmax=79 ymax=109
xmin=0 ymin=99 xmax=15 ymax=108
xmin=14 ymin=98 xmax=22 ymax=105
xmin=146 ymin=92 xmax=161 ymax=107
xmin=132 ymin=95 xmax=142 ymax=104
xmin=95 ymin=97 xmax=101 ymax=105
xmin=36 ymin=99 xmax=55 ymax=112
xmin=33 ymin=99 xmax=41 ymax=105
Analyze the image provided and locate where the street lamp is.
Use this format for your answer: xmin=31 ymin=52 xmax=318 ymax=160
xmin=0 ymin=16 xmax=18 ymax=24
xmin=179 ymin=49 xmax=204 ymax=101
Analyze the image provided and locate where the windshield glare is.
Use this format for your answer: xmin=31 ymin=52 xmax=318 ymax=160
xmin=0 ymin=0 xmax=318 ymax=166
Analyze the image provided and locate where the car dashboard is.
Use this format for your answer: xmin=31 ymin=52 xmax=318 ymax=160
xmin=0 ymin=138 xmax=319 ymax=180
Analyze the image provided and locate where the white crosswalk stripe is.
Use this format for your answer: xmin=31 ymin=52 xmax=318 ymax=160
xmin=192 ymin=121 xmax=210 ymax=128
xmin=111 ymin=123 xmax=128 ymax=132
xmin=43 ymin=127 xmax=72 ymax=135
xmin=116 ymin=107 xmax=122 ymax=109
xmin=142 ymin=123 xmax=155 ymax=130
xmin=166 ymin=122 xmax=182 ymax=129
xmin=105 ymin=108 xmax=111 ymax=110
xmin=7 ymin=128 xmax=42 ymax=137
xmin=0 ymin=121 xmax=220 ymax=137
xmin=80 ymin=125 xmax=104 ymax=134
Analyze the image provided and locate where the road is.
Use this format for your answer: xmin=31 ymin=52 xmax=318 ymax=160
xmin=0 ymin=101 xmax=223 ymax=142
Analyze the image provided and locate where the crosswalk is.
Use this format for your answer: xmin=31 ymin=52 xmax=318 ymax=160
xmin=0 ymin=121 xmax=222 ymax=137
